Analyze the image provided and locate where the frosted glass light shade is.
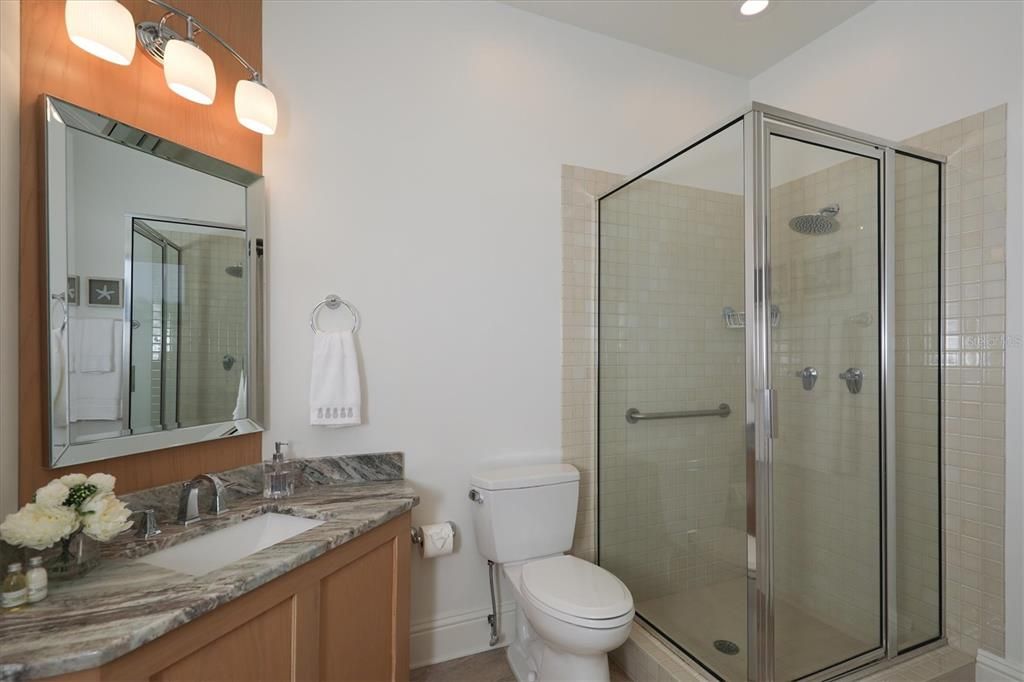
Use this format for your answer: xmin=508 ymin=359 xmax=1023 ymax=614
xmin=163 ymin=39 xmax=216 ymax=105
xmin=64 ymin=0 xmax=136 ymax=66
xmin=739 ymin=0 xmax=770 ymax=16
xmin=235 ymin=80 xmax=278 ymax=135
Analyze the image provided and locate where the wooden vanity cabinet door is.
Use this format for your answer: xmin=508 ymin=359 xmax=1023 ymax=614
xmin=150 ymin=598 xmax=295 ymax=682
xmin=318 ymin=534 xmax=409 ymax=682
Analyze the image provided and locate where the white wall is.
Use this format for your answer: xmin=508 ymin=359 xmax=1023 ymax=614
xmin=0 ymin=0 xmax=19 ymax=517
xmin=262 ymin=0 xmax=748 ymax=665
xmin=751 ymin=0 xmax=1024 ymax=670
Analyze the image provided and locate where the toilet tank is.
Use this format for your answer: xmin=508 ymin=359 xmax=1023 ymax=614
xmin=469 ymin=463 xmax=580 ymax=564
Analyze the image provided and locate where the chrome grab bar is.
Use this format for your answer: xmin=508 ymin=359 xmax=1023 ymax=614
xmin=625 ymin=403 xmax=731 ymax=424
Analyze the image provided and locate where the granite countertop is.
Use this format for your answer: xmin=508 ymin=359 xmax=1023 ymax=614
xmin=0 ymin=454 xmax=418 ymax=681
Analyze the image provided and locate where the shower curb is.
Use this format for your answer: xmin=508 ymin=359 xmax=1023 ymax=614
xmin=612 ymin=620 xmax=975 ymax=682
xmin=611 ymin=620 xmax=713 ymax=681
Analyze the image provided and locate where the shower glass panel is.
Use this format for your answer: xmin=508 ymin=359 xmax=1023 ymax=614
xmin=598 ymin=120 xmax=748 ymax=681
xmin=893 ymin=153 xmax=942 ymax=651
xmin=767 ymin=132 xmax=883 ymax=679
xmin=130 ymin=229 xmax=165 ymax=434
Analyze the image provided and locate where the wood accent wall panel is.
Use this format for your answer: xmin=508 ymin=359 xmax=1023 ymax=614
xmin=18 ymin=0 xmax=263 ymax=503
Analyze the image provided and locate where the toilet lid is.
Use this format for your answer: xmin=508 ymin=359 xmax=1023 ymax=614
xmin=522 ymin=555 xmax=633 ymax=621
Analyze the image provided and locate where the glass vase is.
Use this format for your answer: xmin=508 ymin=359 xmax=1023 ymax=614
xmin=45 ymin=530 xmax=100 ymax=581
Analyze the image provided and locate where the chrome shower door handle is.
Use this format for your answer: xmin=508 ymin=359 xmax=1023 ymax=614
xmin=839 ymin=367 xmax=864 ymax=394
xmin=767 ymin=388 xmax=779 ymax=439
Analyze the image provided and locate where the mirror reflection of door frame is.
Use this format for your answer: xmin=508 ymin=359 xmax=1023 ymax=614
xmin=747 ymin=113 xmax=891 ymax=682
xmin=128 ymin=218 xmax=183 ymax=435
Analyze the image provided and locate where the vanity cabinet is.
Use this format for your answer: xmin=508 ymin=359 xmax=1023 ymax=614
xmin=48 ymin=513 xmax=411 ymax=682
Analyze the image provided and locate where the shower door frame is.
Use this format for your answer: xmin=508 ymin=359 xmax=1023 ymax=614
xmin=595 ymin=101 xmax=946 ymax=682
xmin=746 ymin=104 xmax=947 ymax=681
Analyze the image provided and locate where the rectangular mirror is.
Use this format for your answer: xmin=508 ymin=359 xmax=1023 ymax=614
xmin=44 ymin=96 xmax=265 ymax=468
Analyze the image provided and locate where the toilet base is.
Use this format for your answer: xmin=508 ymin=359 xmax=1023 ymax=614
xmin=506 ymin=602 xmax=612 ymax=682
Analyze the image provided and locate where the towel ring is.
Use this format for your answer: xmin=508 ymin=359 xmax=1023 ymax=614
xmin=51 ymin=292 xmax=68 ymax=333
xmin=310 ymin=295 xmax=360 ymax=334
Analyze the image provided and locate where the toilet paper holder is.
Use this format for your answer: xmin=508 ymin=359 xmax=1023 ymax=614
xmin=410 ymin=521 xmax=456 ymax=545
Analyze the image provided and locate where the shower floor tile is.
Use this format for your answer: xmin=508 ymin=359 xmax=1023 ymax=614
xmin=637 ymin=577 xmax=878 ymax=681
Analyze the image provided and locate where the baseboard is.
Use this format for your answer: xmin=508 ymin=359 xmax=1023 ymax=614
xmin=410 ymin=601 xmax=517 ymax=669
xmin=977 ymin=650 xmax=1024 ymax=682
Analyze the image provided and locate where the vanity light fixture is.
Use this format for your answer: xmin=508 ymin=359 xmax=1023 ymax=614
xmin=234 ymin=78 xmax=278 ymax=135
xmin=63 ymin=0 xmax=278 ymax=135
xmin=65 ymin=0 xmax=137 ymax=66
xmin=162 ymin=17 xmax=216 ymax=105
xmin=739 ymin=0 xmax=770 ymax=16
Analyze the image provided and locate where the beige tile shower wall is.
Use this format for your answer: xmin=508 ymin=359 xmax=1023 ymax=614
xmin=903 ymin=106 xmax=1009 ymax=658
xmin=768 ymin=153 xmax=883 ymax=644
xmin=562 ymin=164 xmax=624 ymax=563
xmin=561 ymin=165 xmax=747 ymax=603
xmin=599 ymin=178 xmax=747 ymax=603
xmin=164 ymin=229 xmax=248 ymax=427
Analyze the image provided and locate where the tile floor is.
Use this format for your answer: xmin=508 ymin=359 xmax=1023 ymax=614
xmin=411 ymin=647 xmax=632 ymax=682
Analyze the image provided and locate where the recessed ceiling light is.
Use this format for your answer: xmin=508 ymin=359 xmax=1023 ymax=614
xmin=740 ymin=0 xmax=770 ymax=16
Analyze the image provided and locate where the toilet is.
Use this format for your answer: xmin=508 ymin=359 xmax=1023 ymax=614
xmin=469 ymin=463 xmax=633 ymax=682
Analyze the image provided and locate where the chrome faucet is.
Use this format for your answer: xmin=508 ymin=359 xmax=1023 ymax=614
xmin=177 ymin=474 xmax=233 ymax=525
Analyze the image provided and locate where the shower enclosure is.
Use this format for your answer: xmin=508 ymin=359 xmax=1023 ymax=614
xmin=596 ymin=104 xmax=943 ymax=681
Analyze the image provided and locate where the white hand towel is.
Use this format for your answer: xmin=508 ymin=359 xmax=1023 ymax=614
xmin=309 ymin=331 xmax=361 ymax=427
xmin=73 ymin=318 xmax=116 ymax=373
xmin=50 ymin=328 xmax=68 ymax=428
xmin=232 ymin=370 xmax=247 ymax=420
xmin=70 ymin=320 xmax=123 ymax=421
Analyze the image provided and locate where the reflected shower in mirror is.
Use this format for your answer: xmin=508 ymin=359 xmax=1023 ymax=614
xmin=126 ymin=219 xmax=248 ymax=437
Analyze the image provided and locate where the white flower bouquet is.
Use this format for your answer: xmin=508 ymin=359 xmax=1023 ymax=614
xmin=0 ymin=473 xmax=134 ymax=579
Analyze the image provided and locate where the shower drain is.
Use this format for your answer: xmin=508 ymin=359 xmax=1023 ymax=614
xmin=714 ymin=640 xmax=741 ymax=656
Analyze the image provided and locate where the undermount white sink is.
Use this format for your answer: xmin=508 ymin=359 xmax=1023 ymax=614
xmin=138 ymin=513 xmax=325 ymax=577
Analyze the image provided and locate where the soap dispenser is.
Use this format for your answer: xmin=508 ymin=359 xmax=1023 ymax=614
xmin=263 ymin=441 xmax=294 ymax=499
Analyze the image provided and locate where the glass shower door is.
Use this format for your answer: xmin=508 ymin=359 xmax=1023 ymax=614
xmin=763 ymin=127 xmax=885 ymax=679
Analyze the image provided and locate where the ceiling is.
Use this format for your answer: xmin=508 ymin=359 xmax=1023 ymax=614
xmin=502 ymin=0 xmax=874 ymax=77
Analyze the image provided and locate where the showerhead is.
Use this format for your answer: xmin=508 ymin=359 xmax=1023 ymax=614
xmin=225 ymin=264 xmax=244 ymax=278
xmin=789 ymin=203 xmax=840 ymax=235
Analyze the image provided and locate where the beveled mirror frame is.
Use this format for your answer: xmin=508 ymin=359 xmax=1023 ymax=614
xmin=44 ymin=95 xmax=266 ymax=468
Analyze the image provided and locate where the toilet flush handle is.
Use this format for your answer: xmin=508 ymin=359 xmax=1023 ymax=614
xmin=468 ymin=489 xmax=484 ymax=504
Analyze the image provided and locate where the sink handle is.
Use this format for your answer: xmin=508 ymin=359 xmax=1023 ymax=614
xmin=130 ymin=508 xmax=162 ymax=540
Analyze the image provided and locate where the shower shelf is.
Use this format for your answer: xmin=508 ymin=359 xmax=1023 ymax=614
xmin=723 ymin=305 xmax=780 ymax=329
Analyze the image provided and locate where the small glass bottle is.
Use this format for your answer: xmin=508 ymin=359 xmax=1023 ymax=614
xmin=26 ymin=556 xmax=48 ymax=604
xmin=2 ymin=562 xmax=28 ymax=611
xmin=263 ymin=441 xmax=294 ymax=499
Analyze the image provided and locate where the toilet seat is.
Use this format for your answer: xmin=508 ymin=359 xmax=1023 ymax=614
xmin=521 ymin=555 xmax=634 ymax=629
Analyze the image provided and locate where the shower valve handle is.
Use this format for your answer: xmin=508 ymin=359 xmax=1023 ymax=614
xmin=797 ymin=367 xmax=818 ymax=391
xmin=839 ymin=368 xmax=864 ymax=394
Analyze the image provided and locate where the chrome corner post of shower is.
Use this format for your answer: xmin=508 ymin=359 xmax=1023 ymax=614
xmin=596 ymin=101 xmax=946 ymax=682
